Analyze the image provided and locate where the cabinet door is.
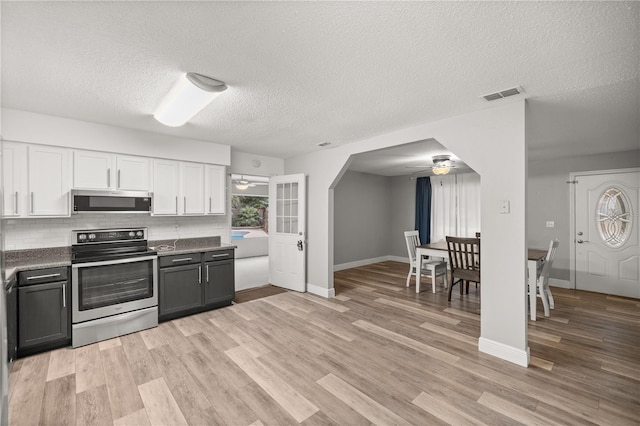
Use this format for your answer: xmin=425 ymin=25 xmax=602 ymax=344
xmin=206 ymin=165 xmax=226 ymax=214
xmin=18 ymin=281 xmax=69 ymax=349
xmin=152 ymin=159 xmax=180 ymax=215
xmin=73 ymin=150 xmax=113 ymax=189
xmin=159 ymin=264 xmax=202 ymax=318
xmin=116 ymin=155 xmax=150 ymax=191
xmin=203 ymin=259 xmax=235 ymax=306
xmin=28 ymin=145 xmax=70 ymax=216
xmin=2 ymin=142 xmax=27 ymax=217
xmin=181 ymin=162 xmax=205 ymax=215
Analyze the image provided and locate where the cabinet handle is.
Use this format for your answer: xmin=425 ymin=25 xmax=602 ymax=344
xmin=30 ymin=192 xmax=34 ymax=214
xmin=206 ymin=264 xmax=209 ymax=283
xmin=27 ymin=273 xmax=62 ymax=280
xmin=14 ymin=192 xmax=18 ymax=215
xmin=198 ymin=266 xmax=202 ymax=284
xmin=209 ymin=197 xmax=212 ymax=213
xmin=62 ymin=283 xmax=66 ymax=308
xmin=117 ymin=169 xmax=121 ymax=188
xmin=107 ymin=168 xmax=111 ymax=187
xmin=175 ymin=196 xmax=178 ymax=214
xmin=171 ymin=257 xmax=192 ymax=263
xmin=184 ymin=196 xmax=186 ymax=213
xmin=210 ymin=253 xmax=229 ymax=258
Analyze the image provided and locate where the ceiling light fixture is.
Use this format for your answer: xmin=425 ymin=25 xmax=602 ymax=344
xmin=154 ymin=72 xmax=227 ymax=127
xmin=432 ymin=155 xmax=452 ymax=175
xmin=235 ymin=184 xmax=249 ymax=190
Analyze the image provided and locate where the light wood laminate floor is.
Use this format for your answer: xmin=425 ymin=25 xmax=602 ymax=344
xmin=8 ymin=261 xmax=640 ymax=425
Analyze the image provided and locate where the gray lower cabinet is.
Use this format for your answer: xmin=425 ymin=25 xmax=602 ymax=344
xmin=159 ymin=249 xmax=234 ymax=321
xmin=18 ymin=267 xmax=70 ymax=356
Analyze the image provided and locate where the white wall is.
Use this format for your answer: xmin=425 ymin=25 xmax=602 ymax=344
xmin=333 ymin=170 xmax=391 ymax=265
xmin=1 ymin=109 xmax=230 ymax=165
xmin=285 ymin=101 xmax=529 ymax=366
xmin=230 ymin=150 xmax=284 ymax=177
xmin=528 ymin=149 xmax=640 ymax=284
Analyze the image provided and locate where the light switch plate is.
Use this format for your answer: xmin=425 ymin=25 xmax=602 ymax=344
xmin=498 ymin=200 xmax=510 ymax=214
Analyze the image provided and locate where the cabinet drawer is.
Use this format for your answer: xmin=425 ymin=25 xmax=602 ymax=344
xmin=203 ymin=249 xmax=234 ymax=262
xmin=19 ymin=267 xmax=68 ymax=286
xmin=159 ymin=253 xmax=202 ymax=268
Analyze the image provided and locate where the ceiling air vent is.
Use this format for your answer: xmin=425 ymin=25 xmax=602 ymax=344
xmin=316 ymin=142 xmax=331 ymax=147
xmin=481 ymin=86 xmax=524 ymax=102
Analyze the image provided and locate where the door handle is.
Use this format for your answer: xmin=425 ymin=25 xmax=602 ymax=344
xmin=171 ymin=257 xmax=192 ymax=263
xmin=198 ymin=266 xmax=202 ymax=284
xmin=14 ymin=192 xmax=18 ymax=215
xmin=175 ymin=196 xmax=178 ymax=214
xmin=184 ymin=196 xmax=186 ymax=213
xmin=117 ymin=169 xmax=121 ymax=188
xmin=577 ymin=239 xmax=589 ymax=244
xmin=27 ymin=273 xmax=61 ymax=280
xmin=206 ymin=265 xmax=209 ymax=283
xmin=577 ymin=231 xmax=583 ymax=236
xmin=297 ymin=240 xmax=304 ymax=251
xmin=209 ymin=197 xmax=212 ymax=213
xmin=30 ymin=192 xmax=34 ymax=214
xmin=62 ymin=283 xmax=66 ymax=308
xmin=107 ymin=168 xmax=111 ymax=187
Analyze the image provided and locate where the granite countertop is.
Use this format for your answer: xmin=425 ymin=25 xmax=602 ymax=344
xmin=149 ymin=236 xmax=236 ymax=256
xmin=3 ymin=236 xmax=236 ymax=280
xmin=4 ymin=246 xmax=72 ymax=281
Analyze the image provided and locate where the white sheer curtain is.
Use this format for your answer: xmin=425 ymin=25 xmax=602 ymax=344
xmin=457 ymin=173 xmax=481 ymax=237
xmin=430 ymin=173 xmax=481 ymax=242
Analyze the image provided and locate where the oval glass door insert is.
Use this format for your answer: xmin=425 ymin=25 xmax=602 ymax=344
xmin=596 ymin=187 xmax=632 ymax=248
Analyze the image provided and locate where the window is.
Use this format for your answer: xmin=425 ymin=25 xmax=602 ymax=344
xmin=597 ymin=187 xmax=632 ymax=248
xmin=231 ymin=195 xmax=269 ymax=233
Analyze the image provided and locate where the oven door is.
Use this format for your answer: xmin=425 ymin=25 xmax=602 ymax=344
xmin=72 ymin=255 xmax=158 ymax=323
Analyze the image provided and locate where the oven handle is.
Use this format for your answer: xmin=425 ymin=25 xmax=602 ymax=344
xmin=72 ymin=255 xmax=158 ymax=269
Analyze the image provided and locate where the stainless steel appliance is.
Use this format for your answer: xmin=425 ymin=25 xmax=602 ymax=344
xmin=72 ymin=190 xmax=152 ymax=214
xmin=71 ymin=228 xmax=158 ymax=347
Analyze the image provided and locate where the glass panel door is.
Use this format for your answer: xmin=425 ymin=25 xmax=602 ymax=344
xmin=276 ymin=182 xmax=299 ymax=234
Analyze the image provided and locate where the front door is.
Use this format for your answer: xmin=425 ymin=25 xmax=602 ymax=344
xmin=269 ymin=174 xmax=306 ymax=292
xmin=575 ymin=170 xmax=639 ymax=298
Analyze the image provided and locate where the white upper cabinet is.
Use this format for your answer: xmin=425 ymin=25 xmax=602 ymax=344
xmin=2 ymin=142 xmax=28 ymax=217
xmin=151 ymin=159 xmax=180 ymax=216
xmin=27 ymin=145 xmax=71 ymax=217
xmin=205 ymin=165 xmax=226 ymax=215
xmin=116 ymin=155 xmax=150 ymax=191
xmin=73 ymin=150 xmax=113 ymax=189
xmin=181 ymin=162 xmax=205 ymax=215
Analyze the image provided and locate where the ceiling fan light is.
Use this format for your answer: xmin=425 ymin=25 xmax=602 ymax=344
xmin=432 ymin=166 xmax=450 ymax=175
xmin=235 ymin=184 xmax=249 ymax=190
xmin=154 ymin=72 xmax=227 ymax=127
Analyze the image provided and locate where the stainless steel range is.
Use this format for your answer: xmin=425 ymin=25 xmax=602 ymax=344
xmin=71 ymin=228 xmax=158 ymax=347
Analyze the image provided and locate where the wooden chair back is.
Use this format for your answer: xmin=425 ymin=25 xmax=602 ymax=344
xmin=446 ymin=236 xmax=481 ymax=283
xmin=404 ymin=230 xmax=420 ymax=264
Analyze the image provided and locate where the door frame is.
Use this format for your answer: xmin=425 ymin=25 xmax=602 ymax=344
xmin=569 ymin=167 xmax=640 ymax=289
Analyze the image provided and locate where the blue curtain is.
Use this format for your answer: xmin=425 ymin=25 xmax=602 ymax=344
xmin=415 ymin=177 xmax=432 ymax=245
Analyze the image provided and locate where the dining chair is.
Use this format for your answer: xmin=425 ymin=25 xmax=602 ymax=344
xmin=404 ymin=231 xmax=447 ymax=293
xmin=530 ymin=239 xmax=559 ymax=318
xmin=445 ymin=236 xmax=480 ymax=301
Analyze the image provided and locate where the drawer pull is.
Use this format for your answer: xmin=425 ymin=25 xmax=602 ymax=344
xmin=210 ymin=253 xmax=229 ymax=258
xmin=62 ymin=283 xmax=66 ymax=308
xmin=171 ymin=257 xmax=193 ymax=263
xmin=26 ymin=273 xmax=61 ymax=281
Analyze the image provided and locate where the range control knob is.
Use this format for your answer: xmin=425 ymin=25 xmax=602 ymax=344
xmin=88 ymin=233 xmax=96 ymax=240
xmin=129 ymin=231 xmax=135 ymax=237
xmin=136 ymin=231 xmax=143 ymax=238
xmin=78 ymin=234 xmax=87 ymax=241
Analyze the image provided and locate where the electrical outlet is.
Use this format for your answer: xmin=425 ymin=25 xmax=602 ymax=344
xmin=546 ymin=221 xmax=555 ymax=228
xmin=174 ymin=224 xmax=179 ymax=231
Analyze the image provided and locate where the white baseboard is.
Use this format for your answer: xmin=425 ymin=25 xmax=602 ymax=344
xmin=333 ymin=256 xmax=391 ymax=271
xmin=549 ymin=278 xmax=571 ymax=289
xmin=307 ymin=283 xmax=335 ymax=299
xmin=478 ymin=337 xmax=530 ymax=367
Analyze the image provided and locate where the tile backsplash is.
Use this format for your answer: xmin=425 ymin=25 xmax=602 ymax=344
xmin=3 ymin=214 xmax=230 ymax=250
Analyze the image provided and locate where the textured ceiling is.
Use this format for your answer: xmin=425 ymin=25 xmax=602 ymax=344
xmin=2 ymin=2 xmax=638 ymax=160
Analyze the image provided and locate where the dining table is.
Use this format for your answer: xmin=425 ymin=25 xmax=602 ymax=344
xmin=416 ymin=241 xmax=548 ymax=321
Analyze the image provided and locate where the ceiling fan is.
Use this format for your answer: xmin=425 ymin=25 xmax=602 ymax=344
xmin=232 ymin=175 xmax=269 ymax=190
xmin=406 ymin=155 xmax=456 ymax=175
